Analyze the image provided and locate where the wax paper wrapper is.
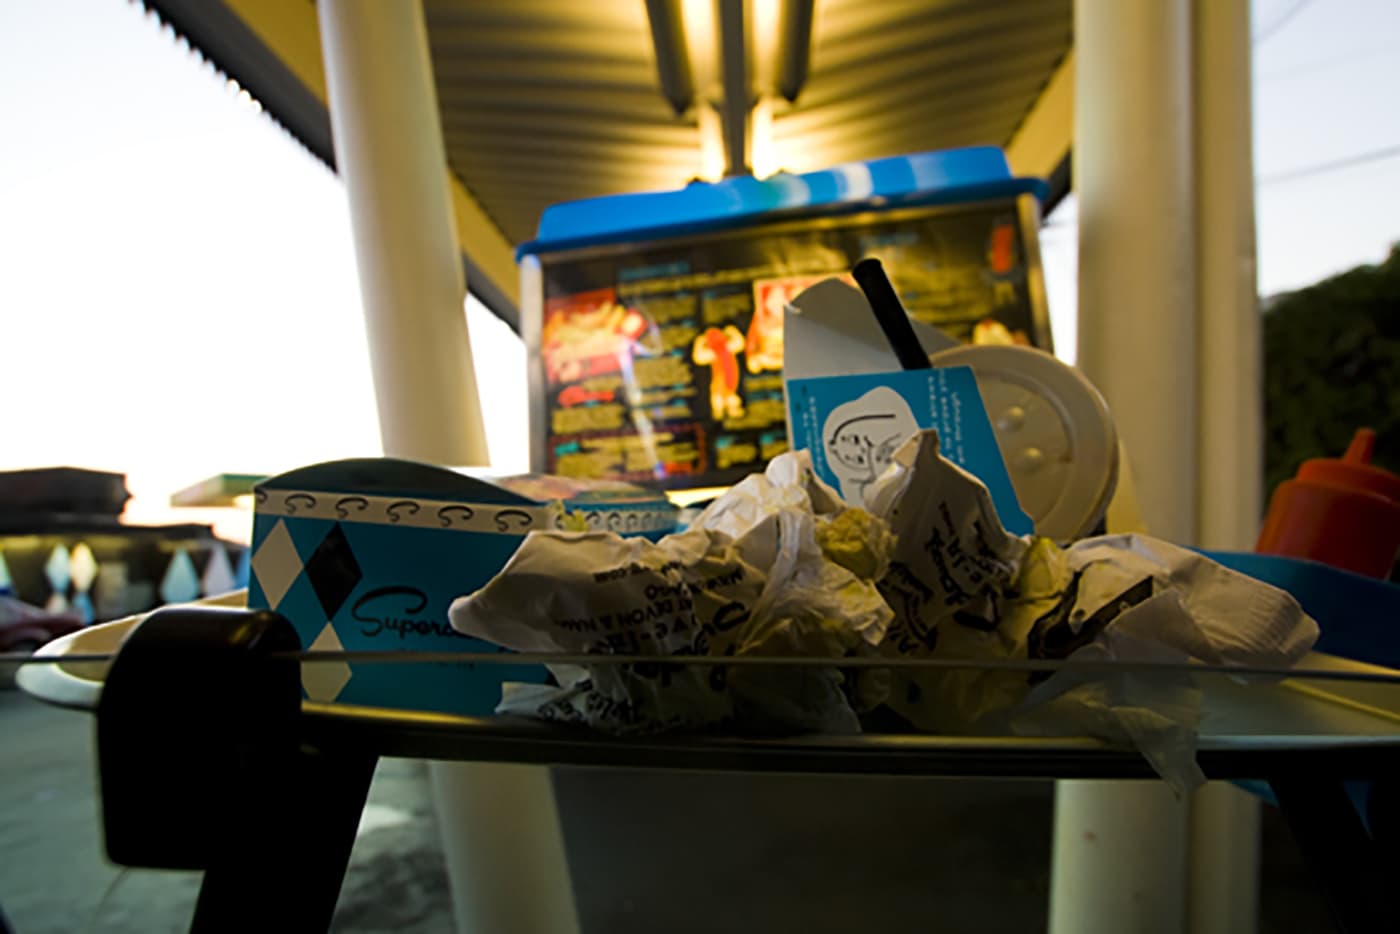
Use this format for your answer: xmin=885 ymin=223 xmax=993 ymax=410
xmin=1007 ymin=534 xmax=1318 ymax=790
xmin=448 ymin=450 xmax=893 ymax=733
xmin=867 ymin=432 xmax=1319 ymax=792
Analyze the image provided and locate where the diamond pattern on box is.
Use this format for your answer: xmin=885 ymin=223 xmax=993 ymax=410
xmin=69 ymin=543 xmax=97 ymax=591
xmin=70 ymin=544 xmax=98 ymax=591
xmin=303 ymin=622 xmax=352 ymax=702
xmin=201 ymin=544 xmax=236 ymax=597
xmin=69 ymin=543 xmax=98 ymax=623
xmin=246 ymin=501 xmax=546 ymax=715
xmin=44 ymin=544 xmax=70 ymax=592
xmin=160 ymin=547 xmax=200 ymax=605
xmin=251 ymin=519 xmax=303 ymax=610
xmin=44 ymin=545 xmax=71 ymax=612
xmin=303 ymin=523 xmax=363 ymax=620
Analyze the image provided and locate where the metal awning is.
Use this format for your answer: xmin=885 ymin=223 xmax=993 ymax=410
xmin=145 ymin=0 xmax=1073 ymax=328
xmin=427 ymin=0 xmax=1071 ymax=242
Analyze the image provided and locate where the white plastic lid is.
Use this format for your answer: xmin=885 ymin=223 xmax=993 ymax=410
xmin=928 ymin=345 xmax=1119 ymax=540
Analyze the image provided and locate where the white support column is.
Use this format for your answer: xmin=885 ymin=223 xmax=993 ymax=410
xmin=1189 ymin=0 xmax=1263 ymax=931
xmin=1189 ymin=782 xmax=1261 ymax=934
xmin=1193 ymin=0 xmax=1261 ymax=555
xmin=318 ymin=0 xmax=488 ymax=466
xmin=1074 ymin=0 xmax=1198 ymax=544
xmin=430 ymin=762 xmax=580 ymax=934
xmin=1054 ymin=0 xmax=1197 ymax=931
xmin=1050 ymin=781 xmax=1191 ymax=934
xmin=317 ymin=3 xmax=580 ymax=932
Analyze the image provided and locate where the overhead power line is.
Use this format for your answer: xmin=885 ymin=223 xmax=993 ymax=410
xmin=1257 ymin=46 xmax=1395 ymax=83
xmin=1253 ymin=0 xmax=1317 ymax=45
xmin=1258 ymin=144 xmax=1400 ymax=185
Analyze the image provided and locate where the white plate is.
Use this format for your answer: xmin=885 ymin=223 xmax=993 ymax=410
xmin=16 ymin=590 xmax=248 ymax=710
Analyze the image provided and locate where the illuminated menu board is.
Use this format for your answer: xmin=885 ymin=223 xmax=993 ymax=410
xmin=526 ymin=197 xmax=1050 ymax=489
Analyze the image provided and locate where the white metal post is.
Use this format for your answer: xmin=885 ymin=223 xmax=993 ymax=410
xmin=1189 ymin=783 xmax=1260 ymax=934
xmin=1050 ymin=781 xmax=1191 ymax=934
xmin=1075 ymin=0 xmax=1199 ymax=543
xmin=1055 ymin=0 xmax=1197 ymax=931
xmin=430 ymin=762 xmax=580 ymax=934
xmin=317 ymin=3 xmax=580 ymax=932
xmin=318 ymin=0 xmax=488 ymax=466
xmin=1193 ymin=0 xmax=1261 ymax=557
xmin=1189 ymin=0 xmax=1263 ymax=930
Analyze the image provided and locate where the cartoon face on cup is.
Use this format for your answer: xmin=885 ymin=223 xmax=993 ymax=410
xmin=822 ymin=386 xmax=919 ymax=503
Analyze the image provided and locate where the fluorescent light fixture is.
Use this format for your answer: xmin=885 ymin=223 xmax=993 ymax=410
xmin=715 ymin=0 xmax=751 ymax=176
xmin=644 ymin=0 xmax=695 ymax=115
xmin=750 ymin=95 xmax=777 ymax=179
xmin=649 ymin=0 xmax=813 ymax=180
xmin=681 ymin=0 xmax=718 ymax=100
xmin=752 ymin=0 xmax=782 ymax=91
xmin=698 ymin=104 xmax=726 ymax=181
xmin=777 ymin=0 xmax=814 ymax=102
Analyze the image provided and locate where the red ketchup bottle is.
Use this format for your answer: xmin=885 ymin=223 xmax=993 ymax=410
xmin=1256 ymin=428 xmax=1400 ymax=579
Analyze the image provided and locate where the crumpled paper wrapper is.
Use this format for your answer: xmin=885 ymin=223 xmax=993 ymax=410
xmin=449 ymin=450 xmax=893 ymax=734
xmin=451 ymin=429 xmax=1319 ymax=792
xmin=866 ymin=432 xmax=1319 ymax=793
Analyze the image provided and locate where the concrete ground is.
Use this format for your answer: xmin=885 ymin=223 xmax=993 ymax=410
xmin=1 ymin=688 xmax=1335 ymax=933
xmin=0 ymin=689 xmax=451 ymax=933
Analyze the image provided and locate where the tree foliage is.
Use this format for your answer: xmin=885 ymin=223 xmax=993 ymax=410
xmin=1263 ymin=245 xmax=1400 ymax=495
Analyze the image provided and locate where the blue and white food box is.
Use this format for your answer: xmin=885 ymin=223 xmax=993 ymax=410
xmin=786 ymin=366 xmax=1034 ymax=535
xmin=246 ymin=458 xmax=676 ymax=715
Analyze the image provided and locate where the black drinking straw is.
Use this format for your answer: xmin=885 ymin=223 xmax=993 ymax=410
xmin=852 ymin=257 xmax=932 ymax=370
